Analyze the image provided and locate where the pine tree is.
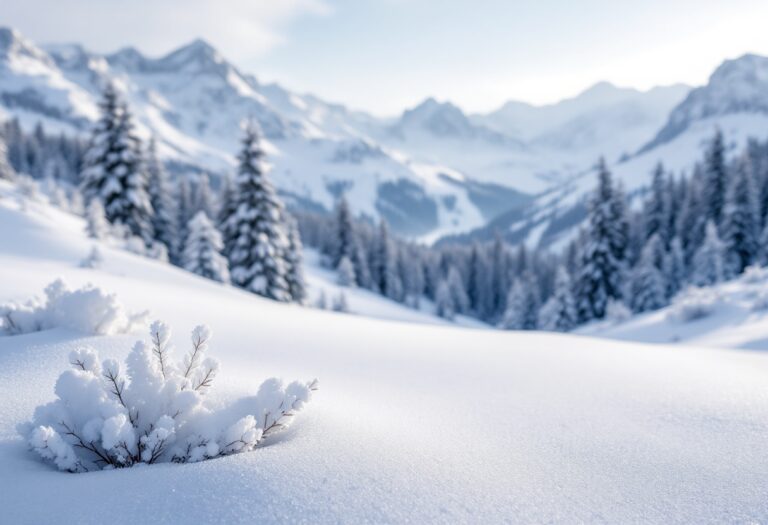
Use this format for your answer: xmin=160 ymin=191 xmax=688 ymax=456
xmin=644 ymin=163 xmax=670 ymax=243
xmin=446 ymin=266 xmax=469 ymax=315
xmin=490 ymin=233 xmax=510 ymax=319
xmin=703 ymin=129 xmax=728 ymax=225
xmin=177 ymin=176 xmax=194 ymax=248
xmin=0 ymin=126 xmax=16 ymax=181
xmin=193 ymin=173 xmax=216 ymax=219
xmin=145 ymin=139 xmax=179 ymax=261
xmin=538 ymin=267 xmax=576 ymax=332
xmin=501 ymin=274 xmax=539 ymax=330
xmin=222 ymin=122 xmax=291 ymax=301
xmin=332 ymin=196 xmax=356 ymax=268
xmin=284 ymin=216 xmax=307 ymax=303
xmin=182 ymin=211 xmax=230 ymax=283
xmin=664 ymin=237 xmax=686 ymax=298
xmin=676 ymin=165 xmax=707 ymax=266
xmin=691 ymin=221 xmax=725 ymax=286
xmin=373 ymin=221 xmax=402 ymax=300
xmin=573 ymin=159 xmax=624 ymax=322
xmin=80 ymin=84 xmax=153 ymax=243
xmin=85 ymin=199 xmax=110 ymax=240
xmin=720 ymin=156 xmax=759 ymax=277
xmin=627 ymin=241 xmax=667 ymax=313
xmin=337 ymin=256 xmax=356 ymax=287
xmin=434 ymin=279 xmax=455 ymax=320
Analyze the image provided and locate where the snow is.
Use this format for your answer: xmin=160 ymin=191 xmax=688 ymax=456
xmin=3 ymin=175 xmax=768 ymax=522
xmin=583 ymin=265 xmax=768 ymax=351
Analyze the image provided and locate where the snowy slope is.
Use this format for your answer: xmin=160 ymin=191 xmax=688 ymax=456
xmin=3 ymin=175 xmax=768 ymax=522
xmin=581 ymin=267 xmax=768 ymax=351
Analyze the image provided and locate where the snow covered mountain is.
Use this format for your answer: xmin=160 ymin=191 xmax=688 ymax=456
xmin=0 ymin=26 xmax=698 ymax=244
xmin=0 ymin=27 xmax=505 ymax=240
xmin=448 ymin=54 xmax=768 ymax=250
xmin=5 ymin=26 xmax=768 ymax=249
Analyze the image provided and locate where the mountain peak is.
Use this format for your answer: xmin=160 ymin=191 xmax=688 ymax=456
xmin=148 ymin=37 xmax=234 ymax=77
xmin=642 ymin=53 xmax=768 ymax=152
xmin=0 ymin=26 xmax=49 ymax=63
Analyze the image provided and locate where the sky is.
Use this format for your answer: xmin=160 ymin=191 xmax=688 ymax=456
xmin=4 ymin=0 xmax=768 ymax=116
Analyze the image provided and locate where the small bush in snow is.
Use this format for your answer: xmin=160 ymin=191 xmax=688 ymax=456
xmin=667 ymin=287 xmax=719 ymax=323
xmin=332 ymin=292 xmax=349 ymax=312
xmin=79 ymin=246 xmax=104 ymax=269
xmin=23 ymin=322 xmax=318 ymax=472
xmin=740 ymin=265 xmax=768 ymax=284
xmin=604 ymin=299 xmax=632 ymax=325
xmin=0 ymin=279 xmax=147 ymax=336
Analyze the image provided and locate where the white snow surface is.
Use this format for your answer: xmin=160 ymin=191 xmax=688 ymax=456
xmin=583 ymin=266 xmax=768 ymax=352
xmin=2 ymin=188 xmax=768 ymax=522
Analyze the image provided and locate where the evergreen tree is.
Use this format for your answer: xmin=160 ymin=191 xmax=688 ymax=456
xmin=538 ymin=267 xmax=576 ymax=332
xmin=691 ymin=221 xmax=725 ymax=286
xmin=145 ymin=139 xmax=179 ymax=261
xmin=676 ymin=165 xmax=707 ymax=266
xmin=720 ymin=156 xmax=759 ymax=277
xmin=0 ymin=127 xmax=16 ymax=181
xmin=80 ymin=84 xmax=153 ymax=243
xmin=627 ymin=241 xmax=667 ymax=313
xmin=85 ymin=199 xmax=110 ymax=240
xmin=177 ymin=176 xmax=194 ymax=249
xmin=703 ymin=129 xmax=728 ymax=225
xmin=434 ymin=279 xmax=455 ymax=320
xmin=332 ymin=196 xmax=356 ymax=268
xmin=573 ymin=159 xmax=624 ymax=322
xmin=489 ymin=233 xmax=510 ymax=318
xmin=501 ymin=273 xmax=539 ymax=330
xmin=644 ymin=163 xmax=671 ymax=243
xmin=182 ymin=211 xmax=230 ymax=283
xmin=372 ymin=221 xmax=402 ymax=300
xmin=664 ymin=237 xmax=686 ymax=299
xmin=284 ymin=216 xmax=307 ymax=303
xmin=222 ymin=122 xmax=291 ymax=301
xmin=337 ymin=256 xmax=356 ymax=287
xmin=446 ymin=266 xmax=469 ymax=315
xmin=193 ymin=173 xmax=216 ymax=219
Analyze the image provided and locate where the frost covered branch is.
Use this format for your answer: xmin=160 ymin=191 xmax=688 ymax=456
xmin=23 ymin=322 xmax=317 ymax=472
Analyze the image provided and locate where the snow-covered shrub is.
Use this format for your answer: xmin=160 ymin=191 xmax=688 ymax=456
xmin=22 ymin=322 xmax=318 ymax=472
xmin=740 ymin=265 xmax=768 ymax=284
xmin=667 ymin=287 xmax=720 ymax=323
xmin=332 ymin=292 xmax=349 ymax=312
xmin=604 ymin=299 xmax=632 ymax=325
xmin=79 ymin=246 xmax=104 ymax=269
xmin=336 ymin=256 xmax=356 ymax=287
xmin=315 ymin=291 xmax=328 ymax=310
xmin=0 ymin=279 xmax=146 ymax=336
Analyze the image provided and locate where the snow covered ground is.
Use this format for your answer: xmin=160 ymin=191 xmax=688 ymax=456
xmin=582 ymin=267 xmax=768 ymax=351
xmin=3 ymin=191 xmax=768 ymax=522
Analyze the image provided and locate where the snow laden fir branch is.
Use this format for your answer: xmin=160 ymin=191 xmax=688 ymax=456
xmin=23 ymin=322 xmax=318 ymax=472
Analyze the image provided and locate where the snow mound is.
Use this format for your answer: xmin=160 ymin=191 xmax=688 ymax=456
xmin=0 ymin=279 xmax=147 ymax=336
xmin=667 ymin=287 xmax=720 ymax=323
xmin=23 ymin=321 xmax=318 ymax=472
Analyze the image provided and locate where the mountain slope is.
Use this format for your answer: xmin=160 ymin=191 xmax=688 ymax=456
xmin=0 ymin=28 xmax=500 ymax=239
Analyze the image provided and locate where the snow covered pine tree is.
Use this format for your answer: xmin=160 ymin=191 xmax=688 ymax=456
xmin=80 ymin=83 xmax=154 ymax=244
xmin=222 ymin=122 xmax=293 ymax=302
xmin=183 ymin=211 xmax=230 ymax=284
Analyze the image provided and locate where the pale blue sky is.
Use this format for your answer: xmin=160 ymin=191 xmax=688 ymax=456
xmin=4 ymin=0 xmax=768 ymax=115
